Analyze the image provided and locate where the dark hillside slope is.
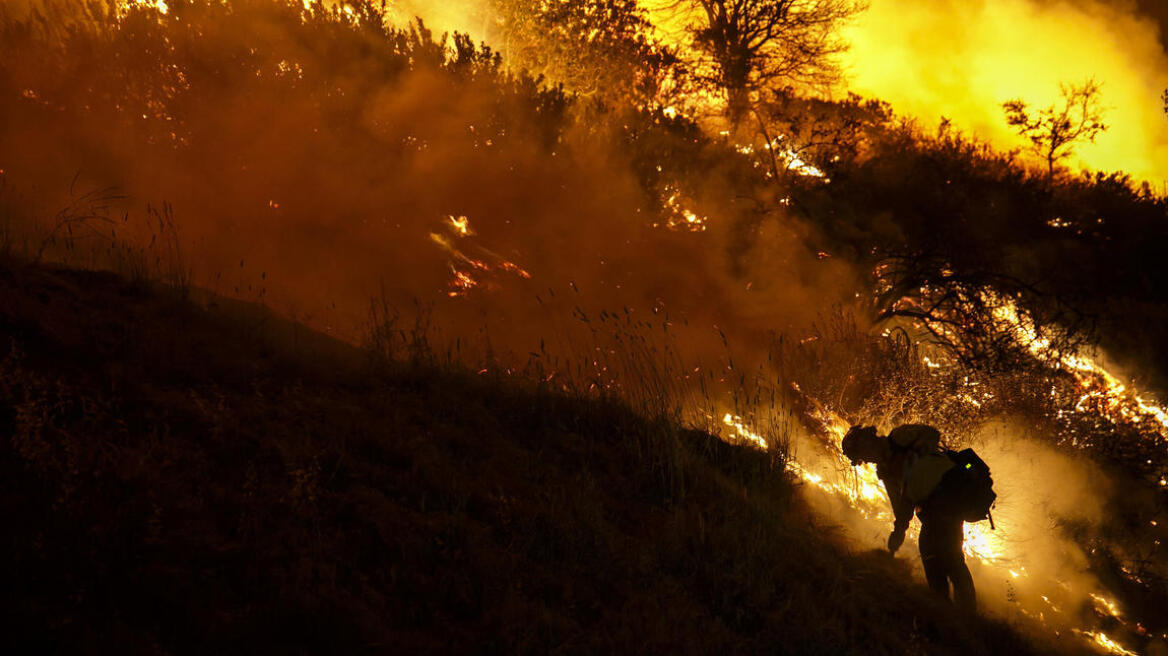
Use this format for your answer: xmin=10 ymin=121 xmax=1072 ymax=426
xmin=0 ymin=262 xmax=1071 ymax=654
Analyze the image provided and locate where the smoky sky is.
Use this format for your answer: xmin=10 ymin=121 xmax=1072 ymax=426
xmin=1114 ymin=0 xmax=1168 ymax=49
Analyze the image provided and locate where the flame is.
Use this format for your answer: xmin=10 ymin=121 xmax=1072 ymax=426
xmin=1079 ymin=631 xmax=1140 ymax=656
xmin=722 ymin=413 xmax=767 ymax=449
xmin=1090 ymin=593 xmax=1124 ymax=620
xmin=450 ymin=215 xmax=473 ymax=237
xmin=895 ymin=285 xmax=1168 ymax=446
xmin=301 ymin=0 xmax=357 ymax=19
xmin=991 ymin=296 xmax=1168 ymax=441
xmin=69 ymin=3 xmax=1161 ymax=651
xmin=962 ymin=521 xmax=1007 ymax=562
xmin=776 ymin=143 xmax=826 ymax=179
xmin=643 ymin=0 xmax=1167 ymax=181
xmin=785 ymin=396 xmax=895 ymax=516
xmin=431 ymin=216 xmax=531 ymax=297
xmin=121 ymin=0 xmax=169 ymax=13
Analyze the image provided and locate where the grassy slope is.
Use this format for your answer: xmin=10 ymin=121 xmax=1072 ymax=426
xmin=0 ymin=262 xmax=1076 ymax=655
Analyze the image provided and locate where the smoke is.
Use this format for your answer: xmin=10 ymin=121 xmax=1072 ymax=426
xmin=965 ymin=422 xmax=1113 ymax=625
xmin=795 ymin=417 xmax=1140 ymax=639
xmin=0 ymin=0 xmax=856 ymax=369
xmin=362 ymin=0 xmax=1168 ymax=185
xmin=381 ymin=0 xmax=493 ymax=38
xmin=842 ymin=0 xmax=1168 ymax=184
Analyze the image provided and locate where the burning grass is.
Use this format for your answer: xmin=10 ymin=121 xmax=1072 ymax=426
xmin=357 ymin=274 xmax=1168 ymax=653
xmin=759 ymin=310 xmax=1168 ymax=654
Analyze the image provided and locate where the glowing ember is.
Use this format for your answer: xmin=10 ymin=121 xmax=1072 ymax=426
xmin=498 ymin=261 xmax=532 ymax=279
xmin=735 ymin=137 xmax=827 ymax=178
xmin=660 ymin=186 xmax=708 ymax=232
xmin=447 ymin=268 xmax=477 ymax=297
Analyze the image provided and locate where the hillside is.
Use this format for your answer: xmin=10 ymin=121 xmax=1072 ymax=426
xmin=0 ymin=261 xmax=1078 ymax=654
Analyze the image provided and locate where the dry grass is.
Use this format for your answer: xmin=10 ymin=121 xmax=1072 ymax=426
xmin=0 ymin=259 xmax=1082 ymax=655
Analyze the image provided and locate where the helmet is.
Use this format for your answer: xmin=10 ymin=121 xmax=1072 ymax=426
xmin=841 ymin=425 xmax=878 ymax=465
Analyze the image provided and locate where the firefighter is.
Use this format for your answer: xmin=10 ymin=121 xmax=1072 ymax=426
xmin=841 ymin=424 xmax=977 ymax=613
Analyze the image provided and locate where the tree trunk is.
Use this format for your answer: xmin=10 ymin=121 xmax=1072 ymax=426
xmin=726 ymin=86 xmax=751 ymax=132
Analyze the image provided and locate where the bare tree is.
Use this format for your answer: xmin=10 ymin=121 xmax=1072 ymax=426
xmin=1002 ymin=78 xmax=1108 ymax=179
xmin=657 ymin=0 xmax=865 ymax=128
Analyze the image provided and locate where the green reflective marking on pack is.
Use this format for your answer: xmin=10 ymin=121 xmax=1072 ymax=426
xmin=965 ymin=463 xmax=972 ymax=469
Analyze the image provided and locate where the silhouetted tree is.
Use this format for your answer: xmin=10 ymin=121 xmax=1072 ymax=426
xmin=873 ymin=253 xmax=1095 ymax=372
xmin=659 ymin=0 xmax=866 ymax=128
xmin=1002 ymin=79 xmax=1108 ymax=179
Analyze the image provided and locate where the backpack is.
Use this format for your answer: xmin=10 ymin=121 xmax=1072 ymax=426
xmin=904 ymin=453 xmax=955 ymax=505
xmin=890 ymin=424 xmax=949 ymax=505
xmin=943 ymin=448 xmax=997 ymax=526
xmin=888 ymin=424 xmax=941 ymax=455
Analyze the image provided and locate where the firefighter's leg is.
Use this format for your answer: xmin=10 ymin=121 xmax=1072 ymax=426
xmin=944 ymin=518 xmax=977 ymax=613
xmin=918 ymin=520 xmax=951 ymax=600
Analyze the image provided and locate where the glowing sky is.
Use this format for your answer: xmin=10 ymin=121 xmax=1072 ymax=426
xmin=841 ymin=0 xmax=1168 ymax=184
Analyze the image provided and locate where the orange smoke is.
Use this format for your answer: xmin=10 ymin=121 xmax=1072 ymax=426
xmin=288 ymin=1 xmax=1168 ymax=185
xmin=842 ymin=0 xmax=1168 ymax=184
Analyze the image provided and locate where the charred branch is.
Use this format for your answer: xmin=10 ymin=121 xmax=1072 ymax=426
xmin=874 ymin=252 xmax=1097 ymax=372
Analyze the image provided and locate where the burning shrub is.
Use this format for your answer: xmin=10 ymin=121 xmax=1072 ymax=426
xmin=873 ymin=252 xmax=1094 ymax=373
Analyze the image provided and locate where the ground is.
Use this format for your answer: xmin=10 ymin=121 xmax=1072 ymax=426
xmin=0 ymin=261 xmax=1081 ymax=654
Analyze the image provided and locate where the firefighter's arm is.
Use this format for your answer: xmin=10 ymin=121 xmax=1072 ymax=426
xmin=888 ymin=493 xmax=913 ymax=554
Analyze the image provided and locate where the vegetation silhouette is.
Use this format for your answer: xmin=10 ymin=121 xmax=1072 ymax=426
xmin=1002 ymin=78 xmax=1108 ymax=180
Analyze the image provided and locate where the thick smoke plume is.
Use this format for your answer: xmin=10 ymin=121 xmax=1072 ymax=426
xmin=843 ymin=0 xmax=1168 ymax=184
xmin=0 ymin=0 xmax=856 ymax=371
